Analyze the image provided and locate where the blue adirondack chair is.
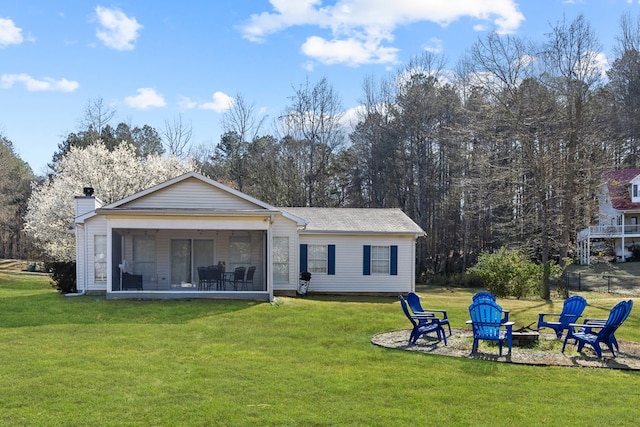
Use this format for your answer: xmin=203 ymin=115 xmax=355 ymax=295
xmin=562 ymin=300 xmax=633 ymax=358
xmin=406 ymin=291 xmax=451 ymax=336
xmin=537 ymin=295 xmax=587 ymax=338
xmin=468 ymin=299 xmax=514 ymax=356
xmin=471 ymin=291 xmax=510 ymax=323
xmin=472 ymin=291 xmax=497 ymax=302
xmin=399 ymin=296 xmax=447 ymax=345
xmin=590 ymin=299 xmax=634 ymax=352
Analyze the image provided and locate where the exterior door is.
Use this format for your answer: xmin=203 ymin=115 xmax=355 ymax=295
xmin=170 ymin=239 xmax=215 ymax=287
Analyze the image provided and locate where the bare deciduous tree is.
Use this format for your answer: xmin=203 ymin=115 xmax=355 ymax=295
xmin=77 ymin=97 xmax=116 ymax=134
xmin=162 ymin=114 xmax=193 ymax=158
xmin=278 ymin=77 xmax=345 ymax=206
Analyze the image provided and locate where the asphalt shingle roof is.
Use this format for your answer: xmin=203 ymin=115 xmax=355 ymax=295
xmin=280 ymin=207 xmax=425 ymax=235
xmin=605 ymin=169 xmax=640 ymax=210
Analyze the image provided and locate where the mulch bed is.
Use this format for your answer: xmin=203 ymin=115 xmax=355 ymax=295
xmin=371 ymin=328 xmax=640 ymax=370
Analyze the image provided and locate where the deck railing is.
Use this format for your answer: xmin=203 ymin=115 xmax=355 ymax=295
xmin=579 ymin=225 xmax=640 ymax=238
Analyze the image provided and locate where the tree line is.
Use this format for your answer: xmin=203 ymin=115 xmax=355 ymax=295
xmin=4 ymin=13 xmax=640 ymax=298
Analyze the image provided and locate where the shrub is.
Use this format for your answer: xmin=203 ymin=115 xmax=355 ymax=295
xmin=48 ymin=261 xmax=77 ymax=294
xmin=469 ymin=247 xmax=541 ymax=298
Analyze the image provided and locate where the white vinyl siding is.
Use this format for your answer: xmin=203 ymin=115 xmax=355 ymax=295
xmin=124 ymin=178 xmax=258 ymax=210
xmin=298 ymin=234 xmax=415 ymax=293
xmin=76 ymin=215 xmax=108 ymax=292
xmin=271 ymin=215 xmax=299 ymax=290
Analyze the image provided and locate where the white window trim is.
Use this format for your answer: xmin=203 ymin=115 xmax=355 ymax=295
xmin=308 ymin=244 xmax=328 ymax=274
xmin=371 ymin=245 xmax=390 ymax=275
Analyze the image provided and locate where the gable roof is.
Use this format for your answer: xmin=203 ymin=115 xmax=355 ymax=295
xmin=604 ymin=169 xmax=640 ymax=210
xmin=280 ymin=207 xmax=425 ymax=236
xmin=81 ymin=172 xmax=305 ymax=225
xmin=102 ymin=171 xmax=277 ymax=211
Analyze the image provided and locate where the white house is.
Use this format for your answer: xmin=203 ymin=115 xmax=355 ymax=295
xmin=74 ymin=172 xmax=425 ymax=300
xmin=577 ymin=169 xmax=640 ymax=264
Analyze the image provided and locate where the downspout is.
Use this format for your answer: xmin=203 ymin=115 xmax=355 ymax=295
xmin=65 ymin=223 xmax=87 ymax=297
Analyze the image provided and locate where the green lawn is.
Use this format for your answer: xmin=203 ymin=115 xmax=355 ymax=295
xmin=1 ymin=273 xmax=639 ymax=426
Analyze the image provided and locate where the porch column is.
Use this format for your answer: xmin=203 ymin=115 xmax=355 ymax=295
xmin=585 ymin=239 xmax=590 ymax=265
xmin=622 ymin=213 xmax=626 ymax=262
xmin=266 ymin=223 xmax=274 ymax=301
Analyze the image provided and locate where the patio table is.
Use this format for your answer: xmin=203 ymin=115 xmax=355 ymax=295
xmin=223 ymin=272 xmax=235 ymax=290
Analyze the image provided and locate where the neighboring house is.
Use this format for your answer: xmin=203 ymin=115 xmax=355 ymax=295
xmin=577 ymin=169 xmax=640 ymax=264
xmin=74 ymin=171 xmax=425 ymax=300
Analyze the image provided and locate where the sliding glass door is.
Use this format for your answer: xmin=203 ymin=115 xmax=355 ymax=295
xmin=170 ymin=239 xmax=214 ymax=288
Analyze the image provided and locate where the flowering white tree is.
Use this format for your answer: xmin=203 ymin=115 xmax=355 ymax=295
xmin=25 ymin=141 xmax=197 ymax=261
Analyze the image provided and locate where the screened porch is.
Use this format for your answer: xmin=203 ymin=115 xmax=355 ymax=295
xmin=108 ymin=228 xmax=267 ymax=293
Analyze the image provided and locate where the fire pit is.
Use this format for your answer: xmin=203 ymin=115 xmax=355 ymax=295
xmin=511 ymin=326 xmax=539 ymax=347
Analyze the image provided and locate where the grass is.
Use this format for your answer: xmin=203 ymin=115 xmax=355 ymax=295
xmin=0 ymin=273 xmax=639 ymax=426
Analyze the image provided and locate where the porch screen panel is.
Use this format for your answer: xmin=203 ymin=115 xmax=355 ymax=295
xmin=171 ymin=239 xmax=191 ymax=286
xmin=133 ymin=235 xmax=156 ymax=280
xmin=229 ymin=236 xmax=251 ymax=269
xmin=193 ymin=239 xmax=214 ymax=269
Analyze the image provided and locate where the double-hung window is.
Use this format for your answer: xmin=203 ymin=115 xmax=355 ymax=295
xmin=363 ymin=245 xmax=397 ymax=276
xmin=300 ymin=244 xmax=336 ymax=275
xmin=94 ymin=235 xmax=107 ymax=281
xmin=371 ymin=246 xmax=390 ymax=274
xmin=273 ymin=237 xmax=289 ymax=282
xmin=308 ymin=245 xmax=328 ymax=274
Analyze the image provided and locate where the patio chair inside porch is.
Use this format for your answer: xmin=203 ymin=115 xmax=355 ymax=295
xmin=232 ymin=266 xmax=246 ymax=291
xmin=122 ymin=272 xmax=143 ymax=291
xmin=198 ymin=266 xmax=222 ymax=290
xmin=244 ymin=266 xmax=256 ymax=290
xmin=208 ymin=266 xmax=223 ymax=290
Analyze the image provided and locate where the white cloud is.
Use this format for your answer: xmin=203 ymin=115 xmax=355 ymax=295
xmin=178 ymin=95 xmax=198 ymax=109
xmin=592 ymin=51 xmax=610 ymax=79
xmin=199 ymin=91 xmax=235 ymax=112
xmin=0 ymin=74 xmax=79 ymax=92
xmin=302 ymin=35 xmax=399 ymax=66
xmin=95 ymin=6 xmax=143 ymax=51
xmin=124 ymin=88 xmax=166 ymax=109
xmin=0 ymin=17 xmax=24 ymax=48
xmin=423 ymin=38 xmax=443 ymax=54
xmin=239 ymin=0 xmax=328 ymax=43
xmin=341 ymin=105 xmax=365 ymax=128
xmin=239 ymin=0 xmax=525 ymax=66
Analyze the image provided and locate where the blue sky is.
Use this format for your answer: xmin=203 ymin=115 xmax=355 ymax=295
xmin=1 ymin=0 xmax=639 ymax=174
